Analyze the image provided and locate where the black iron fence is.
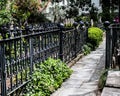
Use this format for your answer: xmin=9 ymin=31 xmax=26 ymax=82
xmin=105 ymin=23 xmax=120 ymax=69
xmin=0 ymin=23 xmax=88 ymax=96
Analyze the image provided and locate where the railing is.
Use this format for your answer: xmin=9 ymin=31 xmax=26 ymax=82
xmin=105 ymin=23 xmax=120 ymax=69
xmin=0 ymin=23 xmax=88 ymax=96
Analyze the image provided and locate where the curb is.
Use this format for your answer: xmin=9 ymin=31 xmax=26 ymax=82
xmin=67 ymin=53 xmax=84 ymax=68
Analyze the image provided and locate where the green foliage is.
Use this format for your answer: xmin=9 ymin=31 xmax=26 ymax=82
xmin=0 ymin=0 xmax=7 ymax=9
xmin=12 ymin=0 xmax=52 ymax=23
xmin=51 ymin=0 xmax=63 ymax=3
xmin=0 ymin=9 xmax=12 ymax=26
xmin=99 ymin=0 xmax=119 ymax=22
xmin=65 ymin=23 xmax=73 ymax=28
xmin=13 ymin=0 xmax=40 ymax=13
xmin=10 ymin=0 xmax=34 ymax=23
xmin=82 ymin=44 xmax=91 ymax=55
xmin=0 ymin=1 xmax=13 ymax=25
xmin=101 ymin=0 xmax=111 ymax=22
xmin=98 ymin=70 xmax=108 ymax=91
xmin=28 ymin=13 xmax=50 ymax=23
xmin=25 ymin=58 xmax=72 ymax=96
xmin=89 ymin=4 xmax=98 ymax=22
xmin=88 ymin=27 xmax=103 ymax=50
xmin=0 ymin=0 xmax=50 ymax=25
xmin=69 ymin=0 xmax=91 ymax=8
xmin=65 ymin=0 xmax=91 ymax=18
xmin=74 ymin=16 xmax=82 ymax=22
xmin=66 ymin=7 xmax=79 ymax=18
xmin=75 ymin=15 xmax=90 ymax=22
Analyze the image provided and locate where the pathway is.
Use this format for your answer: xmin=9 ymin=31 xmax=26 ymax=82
xmin=101 ymin=71 xmax=120 ymax=96
xmin=51 ymin=38 xmax=106 ymax=96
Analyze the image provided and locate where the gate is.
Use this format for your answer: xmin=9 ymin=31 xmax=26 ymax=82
xmin=105 ymin=23 xmax=120 ymax=69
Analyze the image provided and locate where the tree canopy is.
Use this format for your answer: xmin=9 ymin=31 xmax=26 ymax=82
xmin=101 ymin=0 xmax=119 ymax=22
xmin=0 ymin=0 xmax=51 ymax=25
xmin=65 ymin=0 xmax=91 ymax=18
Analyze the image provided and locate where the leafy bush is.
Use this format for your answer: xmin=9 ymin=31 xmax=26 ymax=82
xmin=88 ymin=27 xmax=103 ymax=49
xmin=0 ymin=9 xmax=12 ymax=25
xmin=25 ymin=58 xmax=72 ymax=96
xmin=82 ymin=44 xmax=91 ymax=55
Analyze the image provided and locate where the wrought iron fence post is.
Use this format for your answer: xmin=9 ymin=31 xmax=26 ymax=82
xmin=0 ymin=43 xmax=7 ymax=96
xmin=25 ymin=25 xmax=33 ymax=74
xmin=85 ymin=22 xmax=89 ymax=42
xmin=0 ymin=25 xmax=8 ymax=39
xmin=73 ymin=22 xmax=78 ymax=57
xmin=79 ymin=21 xmax=85 ymax=45
xmin=104 ymin=21 xmax=110 ymax=69
xmin=58 ymin=23 xmax=64 ymax=61
xmin=29 ymin=37 xmax=33 ymax=74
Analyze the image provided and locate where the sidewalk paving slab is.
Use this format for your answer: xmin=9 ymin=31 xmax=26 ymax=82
xmin=106 ymin=71 xmax=120 ymax=88
xmin=101 ymin=87 xmax=120 ymax=96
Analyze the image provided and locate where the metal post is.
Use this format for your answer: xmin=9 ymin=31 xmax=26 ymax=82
xmin=58 ymin=23 xmax=64 ymax=61
xmin=104 ymin=21 xmax=110 ymax=69
xmin=79 ymin=21 xmax=85 ymax=45
xmin=118 ymin=0 xmax=120 ymax=23
xmin=29 ymin=37 xmax=33 ymax=74
xmin=109 ymin=27 xmax=113 ymax=68
xmin=25 ymin=24 xmax=33 ymax=75
xmin=26 ymin=25 xmax=33 ymax=74
xmin=0 ymin=44 xmax=7 ymax=96
xmin=73 ymin=22 xmax=78 ymax=57
xmin=85 ymin=22 xmax=89 ymax=42
xmin=74 ymin=28 xmax=77 ymax=57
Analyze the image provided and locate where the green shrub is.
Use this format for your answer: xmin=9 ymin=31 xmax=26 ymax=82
xmin=82 ymin=44 xmax=91 ymax=55
xmin=25 ymin=58 xmax=72 ymax=96
xmin=88 ymin=27 xmax=103 ymax=49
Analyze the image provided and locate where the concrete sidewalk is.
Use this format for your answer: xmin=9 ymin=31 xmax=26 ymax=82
xmin=101 ymin=71 xmax=120 ymax=96
xmin=51 ymin=38 xmax=106 ymax=96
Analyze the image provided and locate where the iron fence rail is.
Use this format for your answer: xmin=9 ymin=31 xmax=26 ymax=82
xmin=0 ymin=23 xmax=88 ymax=96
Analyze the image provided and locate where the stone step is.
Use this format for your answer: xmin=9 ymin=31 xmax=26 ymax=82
xmin=106 ymin=71 xmax=120 ymax=88
xmin=101 ymin=87 xmax=120 ymax=96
